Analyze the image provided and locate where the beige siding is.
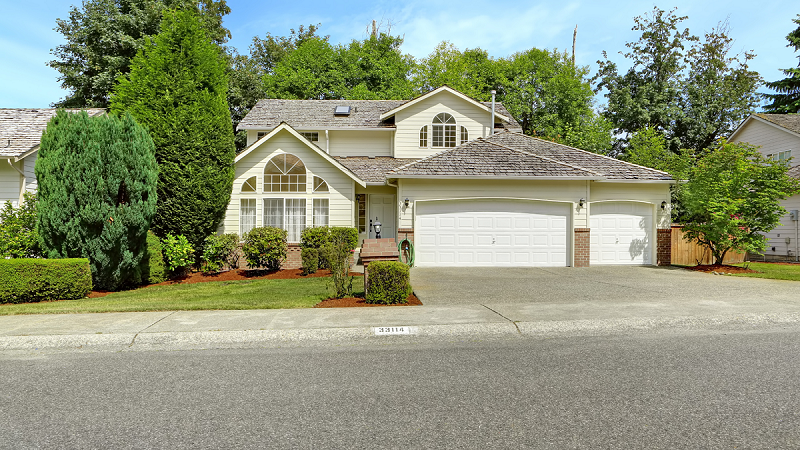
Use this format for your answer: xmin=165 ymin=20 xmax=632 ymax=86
xmin=224 ymin=129 xmax=355 ymax=238
xmin=590 ymin=182 xmax=672 ymax=229
xmin=394 ymin=91 xmax=493 ymax=158
xmin=761 ymin=195 xmax=800 ymax=258
xmin=0 ymin=160 xmax=22 ymax=207
xmin=23 ymin=153 xmax=37 ymax=194
xmin=732 ymin=119 xmax=800 ymax=161
xmin=328 ymin=130 xmax=392 ymax=157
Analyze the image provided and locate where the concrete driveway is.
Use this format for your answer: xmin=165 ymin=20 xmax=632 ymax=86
xmin=411 ymin=266 xmax=800 ymax=320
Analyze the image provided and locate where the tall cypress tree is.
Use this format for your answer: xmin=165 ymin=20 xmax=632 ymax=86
xmin=36 ymin=111 xmax=158 ymax=290
xmin=111 ymin=8 xmax=235 ymax=251
xmin=763 ymin=15 xmax=800 ymax=113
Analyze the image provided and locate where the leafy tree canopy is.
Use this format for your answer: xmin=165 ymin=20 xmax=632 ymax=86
xmin=763 ymin=14 xmax=800 ymax=113
xmin=678 ymin=140 xmax=800 ymax=265
xmin=595 ymin=7 xmax=761 ymax=153
xmin=111 ymin=8 xmax=235 ymax=252
xmin=0 ymin=192 xmax=40 ymax=259
xmin=49 ymin=0 xmax=231 ymax=108
xmin=35 ymin=111 xmax=158 ymax=290
xmin=623 ymin=126 xmax=693 ymax=177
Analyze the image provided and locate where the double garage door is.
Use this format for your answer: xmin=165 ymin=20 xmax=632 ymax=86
xmin=415 ymin=200 xmax=569 ymax=267
xmin=415 ymin=199 xmax=653 ymax=267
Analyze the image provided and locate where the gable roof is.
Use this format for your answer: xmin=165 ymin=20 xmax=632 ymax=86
xmin=234 ymin=122 xmax=367 ymax=187
xmin=333 ymin=156 xmax=420 ymax=183
xmin=730 ymin=113 xmax=800 ymax=141
xmin=237 ymin=87 xmax=522 ymax=132
xmin=0 ymin=108 xmax=106 ymax=159
xmin=378 ymin=86 xmax=510 ymax=122
xmin=388 ymin=131 xmax=673 ymax=182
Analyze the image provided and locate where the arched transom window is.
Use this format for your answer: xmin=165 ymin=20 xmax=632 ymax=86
xmin=432 ymin=113 xmax=457 ymax=148
xmin=264 ymin=153 xmax=306 ymax=193
xmin=241 ymin=176 xmax=257 ymax=193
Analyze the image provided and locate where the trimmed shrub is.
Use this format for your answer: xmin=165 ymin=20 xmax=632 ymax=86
xmin=139 ymin=230 xmax=166 ymax=284
xmin=365 ymin=261 xmax=412 ymax=305
xmin=0 ymin=192 xmax=40 ymax=258
xmin=202 ymin=233 xmax=240 ymax=273
xmin=301 ymin=226 xmax=358 ymax=269
xmin=301 ymin=247 xmax=319 ymax=275
xmin=162 ymin=234 xmax=195 ymax=278
xmin=329 ymin=227 xmax=359 ymax=251
xmin=0 ymin=258 xmax=92 ymax=304
xmin=36 ymin=110 xmax=158 ymax=290
xmin=242 ymin=227 xmax=287 ymax=270
xmin=300 ymin=227 xmax=330 ymax=249
xmin=320 ymin=241 xmax=353 ymax=298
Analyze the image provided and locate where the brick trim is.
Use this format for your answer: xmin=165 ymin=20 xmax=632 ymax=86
xmin=574 ymin=228 xmax=590 ymax=267
xmin=657 ymin=228 xmax=672 ymax=266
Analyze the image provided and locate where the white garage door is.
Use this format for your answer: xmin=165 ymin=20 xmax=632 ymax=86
xmin=590 ymin=202 xmax=653 ymax=265
xmin=415 ymin=200 xmax=569 ymax=267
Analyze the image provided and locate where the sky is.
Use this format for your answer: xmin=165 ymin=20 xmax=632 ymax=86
xmin=0 ymin=0 xmax=797 ymax=108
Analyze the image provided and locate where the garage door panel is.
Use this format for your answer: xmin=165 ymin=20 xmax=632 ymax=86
xmin=416 ymin=200 xmax=569 ymax=267
xmin=590 ymin=202 xmax=653 ymax=265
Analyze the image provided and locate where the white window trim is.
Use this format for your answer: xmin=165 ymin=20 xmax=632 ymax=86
xmin=431 ymin=112 xmax=457 ymax=148
xmin=240 ymin=198 xmax=257 ymax=236
xmin=313 ymin=198 xmax=330 ymax=227
xmin=264 ymin=153 xmax=308 ymax=194
xmin=263 ymin=196 xmax=307 ymax=243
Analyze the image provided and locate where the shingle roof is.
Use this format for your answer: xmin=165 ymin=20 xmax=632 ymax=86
xmin=0 ymin=108 xmax=106 ymax=158
xmin=237 ymin=98 xmax=522 ymax=132
xmin=334 ymin=156 xmax=420 ymax=183
xmin=389 ymin=131 xmax=673 ymax=181
xmin=755 ymin=113 xmax=800 ymax=135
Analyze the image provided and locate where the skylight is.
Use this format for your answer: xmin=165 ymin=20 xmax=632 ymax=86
xmin=334 ymin=106 xmax=351 ymax=115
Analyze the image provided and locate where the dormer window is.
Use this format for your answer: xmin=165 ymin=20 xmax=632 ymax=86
xmin=432 ymin=113 xmax=457 ymax=148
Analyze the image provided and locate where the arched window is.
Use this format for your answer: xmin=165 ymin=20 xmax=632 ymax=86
xmin=419 ymin=125 xmax=428 ymax=147
xmin=241 ymin=176 xmax=257 ymax=193
xmin=432 ymin=113 xmax=456 ymax=148
xmin=264 ymin=153 xmax=306 ymax=193
xmin=313 ymin=176 xmax=329 ymax=193
xmin=460 ymin=126 xmax=468 ymax=145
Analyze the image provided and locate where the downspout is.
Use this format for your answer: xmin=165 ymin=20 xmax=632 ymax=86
xmin=490 ymin=90 xmax=496 ymax=135
xmin=325 ymin=130 xmax=329 ymax=154
xmin=7 ymin=158 xmax=26 ymax=205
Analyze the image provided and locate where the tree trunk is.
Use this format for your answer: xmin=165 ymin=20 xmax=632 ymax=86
xmin=713 ymin=248 xmax=728 ymax=265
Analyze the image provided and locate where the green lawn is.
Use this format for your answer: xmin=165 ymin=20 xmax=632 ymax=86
xmin=0 ymin=277 xmax=365 ymax=315
xmin=730 ymin=262 xmax=800 ymax=282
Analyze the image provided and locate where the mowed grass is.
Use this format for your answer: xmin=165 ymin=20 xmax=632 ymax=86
xmin=731 ymin=262 xmax=800 ymax=282
xmin=0 ymin=277 xmax=365 ymax=315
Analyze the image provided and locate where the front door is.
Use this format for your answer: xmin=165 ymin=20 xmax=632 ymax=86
xmin=368 ymin=195 xmax=396 ymax=239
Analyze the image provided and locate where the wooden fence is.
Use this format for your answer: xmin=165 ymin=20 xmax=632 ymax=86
xmin=670 ymin=225 xmax=745 ymax=266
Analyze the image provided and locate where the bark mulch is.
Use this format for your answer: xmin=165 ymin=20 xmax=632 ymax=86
xmin=314 ymin=292 xmax=422 ymax=308
xmin=683 ymin=264 xmax=758 ymax=274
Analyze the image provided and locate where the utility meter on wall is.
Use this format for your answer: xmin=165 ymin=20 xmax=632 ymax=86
xmin=790 ymin=210 xmax=799 ymax=221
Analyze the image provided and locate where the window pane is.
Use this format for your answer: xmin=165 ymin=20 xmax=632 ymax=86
xmin=242 ymin=176 xmax=257 ymax=193
xmin=313 ymin=199 xmax=329 ymax=227
xmin=444 ymin=125 xmax=456 ymax=147
xmin=460 ymin=126 xmax=468 ymax=145
xmin=419 ymin=126 xmax=428 ymax=147
xmin=285 ymin=199 xmax=306 ymax=242
xmin=432 ymin=125 xmax=443 ymax=147
xmin=263 ymin=198 xmax=284 ymax=228
xmin=240 ymin=199 xmax=256 ymax=236
xmin=314 ymin=176 xmax=329 ymax=192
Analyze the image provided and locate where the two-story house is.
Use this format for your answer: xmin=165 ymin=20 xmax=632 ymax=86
xmin=730 ymin=113 xmax=800 ymax=261
xmin=224 ymin=86 xmax=675 ymax=268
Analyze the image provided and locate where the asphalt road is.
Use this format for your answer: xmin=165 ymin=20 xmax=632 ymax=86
xmin=3 ymin=326 xmax=800 ymax=449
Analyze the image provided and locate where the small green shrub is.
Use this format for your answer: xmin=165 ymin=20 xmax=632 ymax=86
xmin=139 ymin=230 xmax=166 ymax=284
xmin=202 ymin=233 xmax=240 ymax=273
xmin=321 ymin=241 xmax=353 ymax=298
xmin=0 ymin=258 xmax=92 ymax=304
xmin=301 ymin=227 xmax=330 ymax=249
xmin=162 ymin=234 xmax=195 ymax=277
xmin=365 ymin=261 xmax=412 ymax=305
xmin=301 ymin=247 xmax=319 ymax=275
xmin=0 ymin=192 xmax=40 ymax=258
xmin=329 ymin=227 xmax=359 ymax=251
xmin=301 ymin=226 xmax=358 ymax=269
xmin=242 ymin=227 xmax=287 ymax=270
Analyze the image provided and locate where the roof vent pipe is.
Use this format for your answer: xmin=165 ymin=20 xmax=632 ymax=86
xmin=490 ymin=90 xmax=496 ymax=135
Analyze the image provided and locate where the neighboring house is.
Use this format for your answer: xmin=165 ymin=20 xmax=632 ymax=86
xmin=0 ymin=108 xmax=105 ymax=208
xmin=226 ymin=86 xmax=675 ymax=268
xmin=729 ymin=113 xmax=800 ymax=261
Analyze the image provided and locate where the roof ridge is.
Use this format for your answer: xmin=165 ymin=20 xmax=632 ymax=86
xmin=486 ymin=139 xmax=604 ymax=176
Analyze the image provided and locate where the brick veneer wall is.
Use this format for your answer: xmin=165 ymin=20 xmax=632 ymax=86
xmin=574 ymin=228 xmax=590 ymax=267
xmin=233 ymin=243 xmax=303 ymax=270
xmin=657 ymin=228 xmax=672 ymax=266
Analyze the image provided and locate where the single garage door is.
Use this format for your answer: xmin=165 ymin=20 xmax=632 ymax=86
xmin=415 ymin=200 xmax=569 ymax=267
xmin=589 ymin=202 xmax=653 ymax=265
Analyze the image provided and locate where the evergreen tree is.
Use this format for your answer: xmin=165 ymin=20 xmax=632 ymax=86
xmin=111 ymin=8 xmax=235 ymax=252
xmin=763 ymin=15 xmax=800 ymax=113
xmin=36 ymin=111 xmax=158 ymax=290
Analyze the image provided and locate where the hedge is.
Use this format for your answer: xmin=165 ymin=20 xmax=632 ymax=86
xmin=0 ymin=258 xmax=92 ymax=304
xmin=140 ymin=230 xmax=166 ymax=285
xmin=243 ymin=227 xmax=287 ymax=270
xmin=365 ymin=261 xmax=412 ymax=305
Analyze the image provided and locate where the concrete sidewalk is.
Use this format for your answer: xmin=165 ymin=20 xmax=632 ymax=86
xmin=4 ymin=293 xmax=800 ymax=352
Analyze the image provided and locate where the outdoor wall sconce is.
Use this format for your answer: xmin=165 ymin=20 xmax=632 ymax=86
xmin=374 ymin=218 xmax=382 ymax=239
xmin=404 ymin=198 xmax=410 ymax=207
xmin=579 ymin=198 xmax=585 ymax=208
xmin=661 ymin=201 xmax=667 ymax=210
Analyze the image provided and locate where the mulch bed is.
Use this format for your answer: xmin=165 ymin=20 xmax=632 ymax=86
xmin=683 ymin=264 xmax=758 ymax=274
xmin=314 ymin=292 xmax=422 ymax=308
